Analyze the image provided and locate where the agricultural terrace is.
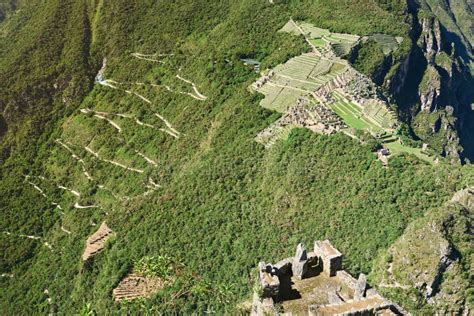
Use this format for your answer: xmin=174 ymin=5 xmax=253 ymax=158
xmin=279 ymin=20 xmax=360 ymax=57
xmin=253 ymin=53 xmax=348 ymax=112
xmin=329 ymin=91 xmax=396 ymax=133
xmin=252 ymin=20 xmax=360 ymax=113
xmin=370 ymin=34 xmax=403 ymax=55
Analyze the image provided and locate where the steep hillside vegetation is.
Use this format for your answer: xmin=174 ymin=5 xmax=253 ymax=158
xmin=1 ymin=0 xmax=472 ymax=314
xmin=370 ymin=187 xmax=474 ymax=313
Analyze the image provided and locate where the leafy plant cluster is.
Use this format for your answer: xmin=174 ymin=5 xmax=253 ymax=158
xmin=134 ymin=255 xmax=175 ymax=279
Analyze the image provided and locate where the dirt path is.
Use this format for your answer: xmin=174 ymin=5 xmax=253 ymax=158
xmin=57 ymin=185 xmax=81 ymax=197
xmin=96 ymin=80 xmax=181 ymax=138
xmin=1 ymin=273 xmax=14 ymax=278
xmin=135 ymin=151 xmax=158 ymax=167
xmin=56 ymin=139 xmax=130 ymax=201
xmin=290 ymin=18 xmax=320 ymax=55
xmin=123 ymin=90 xmax=180 ymax=137
xmin=60 ymin=225 xmax=71 ymax=234
xmin=24 ymin=176 xmax=64 ymax=210
xmin=84 ymin=146 xmax=145 ymax=174
xmin=80 ymin=108 xmax=122 ymax=132
xmin=98 ymin=79 xmax=119 ymax=89
xmin=131 ymin=52 xmax=172 ymax=63
xmin=148 ymin=178 xmax=161 ymax=189
xmin=74 ymin=202 xmax=97 ymax=209
xmin=176 ymin=74 xmax=208 ymax=100
xmin=84 ymin=108 xmax=176 ymax=138
xmin=3 ymin=231 xmax=53 ymax=251
xmin=56 ymin=139 xmax=94 ymax=180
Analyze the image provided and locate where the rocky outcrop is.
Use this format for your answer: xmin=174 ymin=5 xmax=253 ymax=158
xmin=418 ymin=17 xmax=443 ymax=63
xmin=419 ymin=65 xmax=442 ymax=112
xmin=390 ymin=4 xmax=474 ymax=161
xmin=450 ymin=187 xmax=474 ymax=209
xmin=370 ymin=187 xmax=473 ymax=314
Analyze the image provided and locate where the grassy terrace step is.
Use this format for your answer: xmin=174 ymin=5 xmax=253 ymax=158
xmin=330 ymin=102 xmax=374 ymax=130
xmin=381 ymin=137 xmax=397 ymax=143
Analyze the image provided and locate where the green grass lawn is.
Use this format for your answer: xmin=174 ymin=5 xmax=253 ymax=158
xmin=385 ymin=141 xmax=434 ymax=164
xmin=330 ymin=102 xmax=373 ymax=130
xmin=310 ymin=38 xmax=327 ymax=47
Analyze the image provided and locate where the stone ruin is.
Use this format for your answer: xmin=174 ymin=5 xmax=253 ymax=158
xmin=252 ymin=240 xmax=407 ymax=315
xmin=313 ymin=67 xmax=396 ymax=130
xmin=376 ymin=148 xmax=391 ymax=166
xmin=313 ymin=67 xmax=385 ymax=107
xmin=252 ymin=69 xmax=275 ymax=90
xmin=256 ymin=97 xmax=347 ymax=147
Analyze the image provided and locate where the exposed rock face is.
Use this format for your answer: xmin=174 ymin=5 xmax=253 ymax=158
xmin=398 ymin=4 xmax=473 ymax=161
xmin=419 ymin=65 xmax=442 ymax=112
xmin=451 ymin=187 xmax=474 ymax=209
xmin=418 ymin=17 xmax=443 ymax=63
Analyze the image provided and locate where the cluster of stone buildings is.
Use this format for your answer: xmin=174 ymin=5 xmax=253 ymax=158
xmin=252 ymin=240 xmax=407 ymax=315
xmin=256 ymin=97 xmax=347 ymax=147
xmin=283 ymin=98 xmax=346 ymax=133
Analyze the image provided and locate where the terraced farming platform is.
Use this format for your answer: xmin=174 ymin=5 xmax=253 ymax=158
xmin=252 ymin=53 xmax=349 ymax=113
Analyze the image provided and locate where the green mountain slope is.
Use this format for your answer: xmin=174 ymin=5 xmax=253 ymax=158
xmin=1 ymin=0 xmax=472 ymax=314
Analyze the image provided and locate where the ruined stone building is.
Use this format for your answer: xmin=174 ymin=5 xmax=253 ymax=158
xmin=252 ymin=240 xmax=407 ymax=315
